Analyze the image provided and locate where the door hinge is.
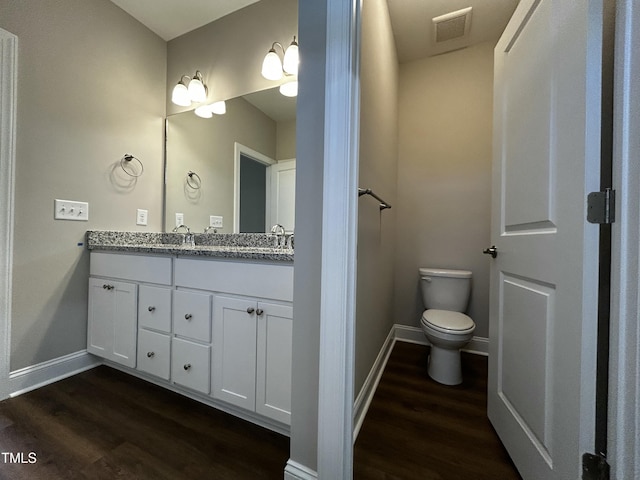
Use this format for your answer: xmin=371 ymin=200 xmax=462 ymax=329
xmin=582 ymin=452 xmax=610 ymax=480
xmin=587 ymin=188 xmax=616 ymax=224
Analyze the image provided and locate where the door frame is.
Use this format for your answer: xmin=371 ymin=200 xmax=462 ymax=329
xmin=608 ymin=1 xmax=640 ymax=477
xmin=0 ymin=28 xmax=17 ymax=401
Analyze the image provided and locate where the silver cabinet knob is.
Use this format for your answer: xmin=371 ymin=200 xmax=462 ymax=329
xmin=483 ymin=245 xmax=498 ymax=258
xmin=183 ymin=364 xmax=191 ymax=371
xmin=103 ymin=284 xmax=114 ymax=290
xmin=256 ymin=308 xmax=264 ymax=316
xmin=184 ymin=313 xmax=192 ymax=320
xmin=148 ymin=306 xmax=156 ymax=312
xmin=247 ymin=307 xmax=255 ymax=314
xmin=147 ymin=351 xmax=155 ymax=358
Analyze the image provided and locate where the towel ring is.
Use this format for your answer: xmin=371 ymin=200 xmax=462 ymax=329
xmin=120 ymin=154 xmax=144 ymax=178
xmin=186 ymin=171 xmax=202 ymax=189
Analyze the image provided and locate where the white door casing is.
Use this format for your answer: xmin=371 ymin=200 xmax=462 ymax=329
xmin=488 ymin=1 xmax=602 ymax=479
xmin=0 ymin=29 xmax=17 ymax=401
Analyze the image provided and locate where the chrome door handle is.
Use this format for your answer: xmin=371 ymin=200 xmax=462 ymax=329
xmin=483 ymin=245 xmax=498 ymax=258
xmin=247 ymin=307 xmax=255 ymax=314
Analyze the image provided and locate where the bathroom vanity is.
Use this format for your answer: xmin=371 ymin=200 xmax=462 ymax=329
xmin=86 ymin=231 xmax=294 ymax=433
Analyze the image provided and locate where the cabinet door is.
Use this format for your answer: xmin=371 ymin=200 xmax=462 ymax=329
xmin=138 ymin=285 xmax=172 ymax=333
xmin=173 ymin=290 xmax=211 ymax=342
xmin=255 ymin=302 xmax=293 ymax=424
xmin=87 ymin=277 xmax=137 ymax=368
xmin=212 ymin=295 xmax=257 ymax=410
xmin=137 ymin=329 xmax=171 ymax=380
xmin=171 ymin=337 xmax=210 ymax=394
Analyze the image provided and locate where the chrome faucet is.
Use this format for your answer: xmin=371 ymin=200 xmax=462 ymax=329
xmin=270 ymin=224 xmax=286 ymax=248
xmin=172 ymin=224 xmax=194 ymax=246
xmin=204 ymin=226 xmax=217 ymax=234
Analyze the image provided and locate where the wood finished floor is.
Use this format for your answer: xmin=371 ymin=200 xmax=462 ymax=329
xmin=0 ymin=342 xmax=520 ymax=479
xmin=354 ymin=342 xmax=521 ymax=480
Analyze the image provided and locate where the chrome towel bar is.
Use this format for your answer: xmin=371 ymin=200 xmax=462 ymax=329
xmin=358 ymin=188 xmax=391 ymax=210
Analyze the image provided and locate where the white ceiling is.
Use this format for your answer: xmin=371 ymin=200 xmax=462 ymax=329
xmin=387 ymin=0 xmax=519 ymax=63
xmin=110 ymin=0 xmax=260 ymax=40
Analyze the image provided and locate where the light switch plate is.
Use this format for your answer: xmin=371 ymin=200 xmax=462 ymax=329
xmin=175 ymin=213 xmax=184 ymax=228
xmin=136 ymin=209 xmax=148 ymax=226
xmin=54 ymin=199 xmax=89 ymax=221
xmin=210 ymin=215 xmax=223 ymax=228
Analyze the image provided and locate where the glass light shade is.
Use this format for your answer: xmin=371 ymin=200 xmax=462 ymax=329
xmin=171 ymin=82 xmax=191 ymax=106
xmin=279 ymin=80 xmax=298 ymax=97
xmin=262 ymin=50 xmax=283 ymax=81
xmin=211 ymin=101 xmax=226 ymax=115
xmin=283 ymin=43 xmax=299 ymax=76
xmin=188 ymin=77 xmax=207 ymax=103
xmin=194 ymin=105 xmax=213 ymax=118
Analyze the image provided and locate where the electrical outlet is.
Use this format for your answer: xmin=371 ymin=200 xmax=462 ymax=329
xmin=175 ymin=213 xmax=184 ymax=227
xmin=136 ymin=209 xmax=148 ymax=226
xmin=54 ymin=199 xmax=89 ymax=221
xmin=210 ymin=215 xmax=223 ymax=228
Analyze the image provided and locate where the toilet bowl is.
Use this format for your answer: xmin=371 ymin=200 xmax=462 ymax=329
xmin=420 ymin=309 xmax=475 ymax=385
xmin=419 ymin=268 xmax=476 ymax=385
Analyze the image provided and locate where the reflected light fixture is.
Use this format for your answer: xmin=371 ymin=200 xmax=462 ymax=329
xmin=171 ymin=70 xmax=208 ymax=106
xmin=194 ymin=100 xmax=227 ymax=119
xmin=279 ymin=81 xmax=298 ymax=98
xmin=261 ymin=36 xmax=299 ymax=81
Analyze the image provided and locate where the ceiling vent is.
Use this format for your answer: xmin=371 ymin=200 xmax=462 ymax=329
xmin=432 ymin=7 xmax=473 ymax=43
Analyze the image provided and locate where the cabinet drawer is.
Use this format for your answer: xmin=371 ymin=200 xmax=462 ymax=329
xmin=138 ymin=285 xmax=172 ymax=333
xmin=173 ymin=290 xmax=211 ymax=342
xmin=90 ymin=252 xmax=172 ymax=285
xmin=137 ymin=329 xmax=171 ymax=380
xmin=175 ymin=258 xmax=293 ymax=301
xmin=172 ymin=338 xmax=210 ymax=394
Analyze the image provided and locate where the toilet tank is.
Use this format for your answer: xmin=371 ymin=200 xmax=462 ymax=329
xmin=419 ymin=268 xmax=472 ymax=312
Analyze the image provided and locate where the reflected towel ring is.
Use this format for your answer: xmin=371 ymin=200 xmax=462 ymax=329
xmin=186 ymin=171 xmax=202 ymax=189
xmin=120 ymin=154 xmax=144 ymax=178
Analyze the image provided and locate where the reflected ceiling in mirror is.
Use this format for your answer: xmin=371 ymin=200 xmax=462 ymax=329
xmin=164 ymin=87 xmax=296 ymax=234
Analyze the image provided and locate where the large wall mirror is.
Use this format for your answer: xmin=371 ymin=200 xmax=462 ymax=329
xmin=164 ymin=87 xmax=296 ymax=233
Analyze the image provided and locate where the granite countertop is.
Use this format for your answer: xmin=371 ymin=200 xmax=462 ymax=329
xmin=86 ymin=231 xmax=294 ymax=262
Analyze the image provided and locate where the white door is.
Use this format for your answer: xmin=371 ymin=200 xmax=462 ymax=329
xmin=269 ymin=159 xmax=296 ymax=233
xmin=488 ymin=1 xmax=603 ymax=479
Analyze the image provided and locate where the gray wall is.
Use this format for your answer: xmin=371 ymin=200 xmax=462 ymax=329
xmin=166 ymin=0 xmax=298 ymax=115
xmin=394 ymin=41 xmax=494 ymax=337
xmin=0 ymin=0 xmax=166 ymax=370
xmin=355 ymin=0 xmax=398 ymax=394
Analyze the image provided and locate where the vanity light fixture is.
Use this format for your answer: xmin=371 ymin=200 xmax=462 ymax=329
xmin=171 ymin=70 xmax=208 ymax=107
xmin=194 ymin=100 xmax=227 ymax=119
xmin=279 ymin=80 xmax=298 ymax=98
xmin=261 ymin=36 xmax=299 ymax=81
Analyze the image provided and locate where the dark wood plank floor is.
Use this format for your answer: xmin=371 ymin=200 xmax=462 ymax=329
xmin=355 ymin=342 xmax=522 ymax=480
xmin=0 ymin=367 xmax=290 ymax=480
xmin=0 ymin=342 xmax=520 ymax=479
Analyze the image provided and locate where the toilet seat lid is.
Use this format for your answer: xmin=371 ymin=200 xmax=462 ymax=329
xmin=422 ymin=309 xmax=475 ymax=333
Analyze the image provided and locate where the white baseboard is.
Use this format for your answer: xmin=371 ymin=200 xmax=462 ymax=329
xmin=352 ymin=324 xmax=489 ymax=441
xmin=353 ymin=327 xmax=396 ymax=440
xmin=284 ymin=459 xmax=318 ymax=480
xmin=9 ymin=350 xmax=101 ymax=397
xmin=393 ymin=324 xmax=489 ymax=356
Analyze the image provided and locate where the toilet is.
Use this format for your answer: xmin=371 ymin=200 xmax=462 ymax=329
xmin=419 ymin=267 xmax=475 ymax=385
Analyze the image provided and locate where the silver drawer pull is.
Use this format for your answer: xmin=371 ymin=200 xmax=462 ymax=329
xmin=246 ymin=307 xmax=255 ymax=314
xmin=256 ymin=308 xmax=264 ymax=316
xmin=183 ymin=364 xmax=191 ymax=371
xmin=147 ymin=351 xmax=155 ymax=358
xmin=103 ymin=284 xmax=114 ymax=290
xmin=184 ymin=314 xmax=193 ymax=320
xmin=148 ymin=306 xmax=156 ymax=312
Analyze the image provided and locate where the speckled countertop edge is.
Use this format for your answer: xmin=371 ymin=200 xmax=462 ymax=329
xmin=86 ymin=231 xmax=293 ymax=262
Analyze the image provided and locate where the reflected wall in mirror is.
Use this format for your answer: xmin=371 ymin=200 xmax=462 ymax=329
xmin=165 ymin=87 xmax=296 ymax=233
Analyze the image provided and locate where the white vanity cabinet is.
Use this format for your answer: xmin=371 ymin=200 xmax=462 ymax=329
xmin=88 ymin=252 xmax=172 ymax=370
xmin=88 ymin=250 xmax=293 ymax=431
xmin=87 ymin=277 xmax=137 ymax=368
xmin=212 ymin=296 xmax=292 ymax=424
